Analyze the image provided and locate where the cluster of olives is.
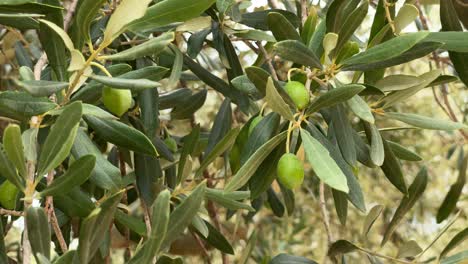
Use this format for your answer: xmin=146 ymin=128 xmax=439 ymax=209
xmin=276 ymin=80 xmax=309 ymax=189
xmin=245 ymin=80 xmax=310 ymax=190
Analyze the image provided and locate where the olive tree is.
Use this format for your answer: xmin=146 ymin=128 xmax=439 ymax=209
xmin=0 ymin=0 xmax=467 ymax=263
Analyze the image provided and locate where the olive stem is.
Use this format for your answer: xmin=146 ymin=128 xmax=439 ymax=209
xmin=90 ymin=61 xmax=113 ymax=77
xmin=286 ymin=121 xmax=294 ymax=153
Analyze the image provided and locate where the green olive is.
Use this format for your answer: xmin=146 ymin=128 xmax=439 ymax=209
xmin=284 ymin=81 xmax=309 ymax=110
xmin=164 ymin=137 xmax=178 ymax=153
xmin=102 ymin=87 xmax=132 ymax=117
xmin=277 ymin=153 xmax=304 ymax=189
xmin=248 ymin=116 xmax=263 ymax=136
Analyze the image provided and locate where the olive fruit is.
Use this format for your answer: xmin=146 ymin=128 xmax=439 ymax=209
xmin=102 ymin=87 xmax=132 ymax=117
xmin=284 ymin=81 xmax=309 ymax=110
xmin=277 ymin=153 xmax=304 ymax=189
xmin=164 ymin=137 xmax=178 ymax=153
xmin=248 ymin=116 xmax=263 ymax=136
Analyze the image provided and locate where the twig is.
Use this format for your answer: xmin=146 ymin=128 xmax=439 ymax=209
xmin=45 ymin=171 xmax=68 ymax=253
xmin=319 ymin=182 xmax=333 ymax=244
xmin=415 ymin=0 xmax=468 ymax=141
xmin=204 ymin=171 xmax=229 ymax=264
xmin=119 ymin=151 xmax=131 ymax=260
xmin=190 ymin=231 xmax=212 ymax=264
xmin=301 ymin=0 xmax=308 ymax=25
xmin=22 ymin=160 xmax=36 ymax=264
xmin=0 ymin=208 xmax=23 ymax=217
xmin=256 ymin=41 xmax=278 ymax=81
xmin=63 ymin=0 xmax=79 ymax=31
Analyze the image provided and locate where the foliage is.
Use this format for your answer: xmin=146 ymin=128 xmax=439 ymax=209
xmin=0 ymin=0 xmax=467 ymax=263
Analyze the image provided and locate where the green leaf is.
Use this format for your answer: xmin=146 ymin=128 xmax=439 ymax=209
xmin=381 ymin=166 xmax=428 ymax=246
xmin=225 ymin=132 xmax=287 ymax=192
xmin=374 ymin=74 xmax=423 ymax=92
xmin=328 ymin=105 xmax=357 ymax=166
xmin=274 ymin=40 xmax=322 ymax=69
xmin=380 ymin=69 xmax=441 ymax=108
xmin=52 ymin=250 xmax=76 ymax=264
xmin=102 ymin=0 xmax=152 ymax=44
xmin=245 ymin=66 xmax=270 ymax=97
xmin=84 ymin=115 xmax=157 ymax=156
xmin=265 ymin=77 xmax=294 ymax=121
xmin=167 ymin=44 xmax=184 ymax=89
xmin=332 ymin=190 xmax=348 ymax=225
xmin=3 ymin=124 xmax=26 ymax=177
xmin=306 ymin=84 xmax=365 ymax=114
xmin=15 ymin=79 xmax=68 ymax=97
xmin=333 ymin=1 xmax=368 ymax=56
xmin=76 ymin=192 xmax=123 ymax=264
xmin=300 ymin=129 xmax=349 ymax=193
xmin=139 ymin=88 xmax=159 ymax=139
xmin=163 ymin=182 xmax=206 ymax=246
xmin=380 ymin=138 xmax=407 ymax=194
xmin=205 ymin=188 xmax=254 ymax=211
xmin=114 ymin=210 xmax=147 ymax=237
xmin=71 ymin=129 xmax=122 ymax=190
xmin=384 ymin=112 xmax=466 ymax=130
xmin=129 ymin=190 xmax=171 ymax=263
xmin=129 ymin=0 xmax=216 ymax=32
xmin=40 ymin=155 xmax=96 ymax=197
xmin=74 ymin=0 xmax=107 ymax=48
xmin=134 ymin=152 xmax=163 ymax=207
xmin=177 ymin=125 xmax=200 ymax=183
xmin=25 ymin=207 xmax=51 ymax=260
xmin=172 ymin=89 xmax=208 ymax=120
xmin=196 ymin=127 xmax=240 ymax=178
xmin=0 ymin=180 xmax=19 ymax=209
xmin=306 ymin=123 xmax=365 ymax=211
xmin=21 ymin=128 xmax=38 ymax=163
xmin=37 ymin=101 xmax=82 ymax=176
xmin=267 ymin=12 xmax=300 ymax=41
xmin=363 ymin=122 xmax=384 ymax=166
xmin=0 ymin=91 xmax=56 ymax=121
xmin=397 ymin=240 xmax=422 ymax=259
xmin=88 ymin=75 xmax=160 ymax=91
xmin=197 ymin=220 xmax=234 ymax=255
xmin=440 ymin=228 xmax=468 ymax=260
xmin=362 ymin=204 xmax=383 ymax=237
xmin=394 ymin=4 xmax=419 ymax=34
xmin=439 ymin=0 xmax=468 ymax=86
xmin=183 ymin=55 xmax=248 ymax=110
xmin=102 ymin=32 xmax=175 ymax=61
xmin=436 ymin=154 xmax=467 ymax=223
xmin=342 ymin=41 xmax=442 ymax=71
xmin=205 ymin=99 xmax=232 ymax=156
xmin=241 ymin=9 xmax=300 ymax=31
xmin=39 ymin=0 xmax=67 ymax=81
xmin=48 ymin=103 xmax=117 ymax=120
xmin=328 ymin=240 xmax=360 ymax=258
xmin=441 ymin=250 xmax=468 ymax=264
xmin=424 ymin=32 xmax=468 ymax=53
xmin=346 ymin=95 xmax=374 ymax=123
xmin=342 ymin=32 xmax=429 ymax=66
xmin=241 ymin=112 xmax=280 ymax=164
xmin=387 ymin=141 xmax=422 ymax=161
xmin=269 ymin=253 xmax=318 ymax=264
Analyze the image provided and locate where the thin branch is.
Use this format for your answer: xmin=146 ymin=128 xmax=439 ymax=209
xmin=0 ymin=208 xmax=23 ymax=217
xmin=256 ymin=41 xmax=278 ymax=81
xmin=190 ymin=231 xmax=212 ymax=264
xmin=45 ymin=171 xmax=68 ymax=253
xmin=301 ymin=0 xmax=308 ymax=25
xmin=319 ymin=182 xmax=333 ymax=243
